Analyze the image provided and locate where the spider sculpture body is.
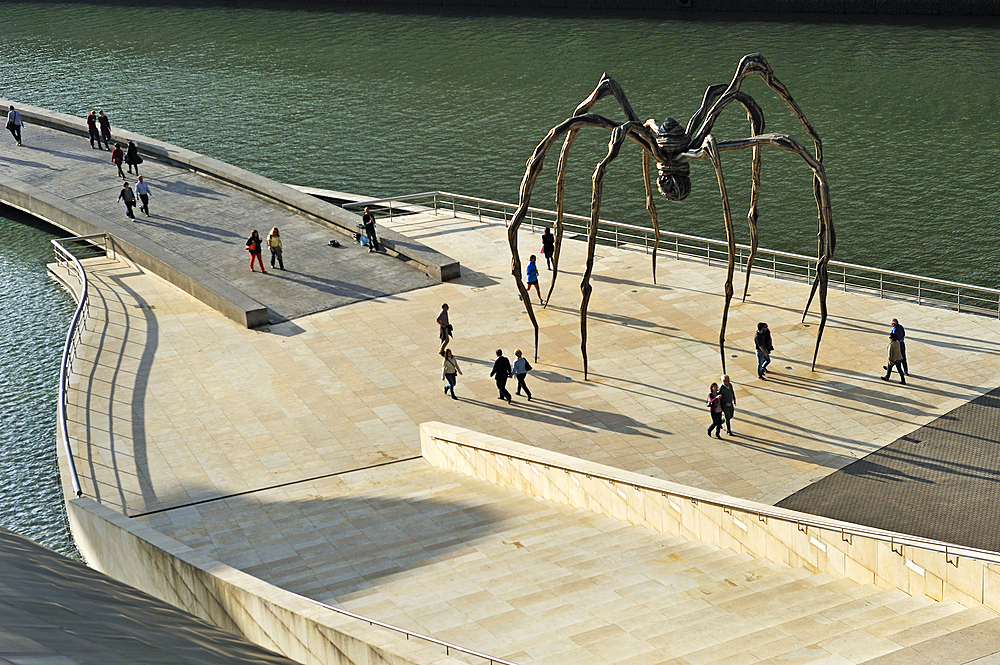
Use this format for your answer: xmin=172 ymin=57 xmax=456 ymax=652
xmin=507 ymin=53 xmax=834 ymax=379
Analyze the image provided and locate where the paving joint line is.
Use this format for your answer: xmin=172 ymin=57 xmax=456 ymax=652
xmin=128 ymin=455 xmax=422 ymax=518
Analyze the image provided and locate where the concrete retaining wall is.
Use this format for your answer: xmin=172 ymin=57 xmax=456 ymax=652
xmin=66 ymin=496 xmax=477 ymax=665
xmin=421 ymin=421 xmax=1000 ymax=612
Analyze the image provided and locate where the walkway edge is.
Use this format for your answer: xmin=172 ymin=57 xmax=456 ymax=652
xmin=2 ymin=100 xmax=460 ymax=283
xmin=0 ymin=174 xmax=268 ymax=328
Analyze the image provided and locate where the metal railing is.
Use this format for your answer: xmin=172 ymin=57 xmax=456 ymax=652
xmin=345 ymin=192 xmax=1000 ymax=319
xmin=431 ymin=433 xmax=1000 ymax=569
xmin=289 ymin=590 xmax=519 ymax=665
xmin=53 ymin=233 xmax=109 ymax=498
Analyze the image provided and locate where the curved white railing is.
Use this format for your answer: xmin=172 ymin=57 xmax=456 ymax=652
xmin=52 ymin=234 xmax=108 ymax=498
xmin=345 ymin=192 xmax=1000 ymax=318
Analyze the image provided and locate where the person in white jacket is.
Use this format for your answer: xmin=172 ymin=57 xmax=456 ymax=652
xmin=442 ymin=349 xmax=462 ymax=400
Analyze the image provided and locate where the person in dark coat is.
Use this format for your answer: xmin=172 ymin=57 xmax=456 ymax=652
xmin=98 ymin=111 xmax=112 ymax=149
xmin=707 ymin=382 xmax=724 ymax=438
xmin=362 ymin=206 xmax=381 ymax=252
xmin=490 ymin=349 xmax=512 ymax=404
xmin=246 ymin=229 xmax=266 ymax=273
xmin=124 ymin=140 xmax=143 ymax=175
xmin=719 ymin=374 xmax=736 ymax=435
xmin=86 ymin=110 xmax=105 ymax=149
xmin=541 ymin=227 xmax=555 ymax=270
xmin=110 ymin=143 xmax=125 ymax=179
xmin=117 ymin=181 xmax=136 ymax=220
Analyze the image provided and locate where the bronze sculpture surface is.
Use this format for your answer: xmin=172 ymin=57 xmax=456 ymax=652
xmin=507 ymin=53 xmax=834 ymax=379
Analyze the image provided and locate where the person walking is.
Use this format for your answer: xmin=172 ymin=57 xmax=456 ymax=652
xmin=362 ymin=206 xmax=381 ymax=253
xmin=134 ymin=176 xmax=151 ymax=216
xmin=442 ymin=349 xmax=462 ymax=400
xmin=436 ymin=303 xmax=452 ymax=356
xmin=490 ymin=349 xmax=513 ymax=404
xmin=754 ymin=322 xmax=773 ymax=380
xmin=111 ymin=143 xmax=126 ymax=179
xmin=719 ymin=374 xmax=736 ymax=435
xmin=512 ymin=349 xmax=532 ymax=400
xmin=267 ymin=227 xmax=284 ymax=270
xmin=526 ymin=255 xmax=542 ymax=304
xmin=541 ymin=227 xmax=555 ymax=270
xmin=124 ymin=140 xmax=143 ymax=175
xmin=881 ymin=332 xmax=905 ymax=384
xmin=98 ymin=111 xmax=112 ymax=149
xmin=6 ymin=106 xmax=23 ymax=146
xmin=707 ymin=382 xmax=724 ymax=438
xmin=86 ymin=110 xmax=104 ymax=149
xmin=246 ymin=229 xmax=266 ymax=273
xmin=890 ymin=318 xmax=908 ymax=375
xmin=117 ymin=181 xmax=137 ymax=220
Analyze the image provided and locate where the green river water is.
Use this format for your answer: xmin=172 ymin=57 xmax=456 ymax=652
xmin=1 ymin=3 xmax=999 ymax=555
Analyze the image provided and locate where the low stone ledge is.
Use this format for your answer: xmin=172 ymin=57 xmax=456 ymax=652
xmin=420 ymin=421 xmax=1000 ymax=613
xmin=2 ymin=100 xmax=460 ymax=284
xmin=0 ymin=173 xmax=267 ymax=328
xmin=66 ymin=496 xmax=479 ymax=665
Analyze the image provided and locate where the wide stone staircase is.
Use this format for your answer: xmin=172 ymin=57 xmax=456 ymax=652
xmin=142 ymin=459 xmax=1000 ymax=665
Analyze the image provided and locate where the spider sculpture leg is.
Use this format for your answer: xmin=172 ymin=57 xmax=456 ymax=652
xmin=547 ymin=74 xmax=658 ymax=306
xmin=642 ymin=150 xmax=662 ymax=285
xmin=580 ymin=121 xmax=659 ymax=379
xmin=508 ymin=113 xmax=622 ymax=362
xmin=690 ymin=54 xmax=825 ymax=309
xmin=711 ymin=132 xmax=834 ymax=371
xmin=689 ymin=134 xmax=737 ymax=374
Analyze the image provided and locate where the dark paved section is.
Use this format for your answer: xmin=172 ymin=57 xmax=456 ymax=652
xmin=0 ymin=121 xmax=436 ymax=324
xmin=0 ymin=528 xmax=301 ymax=664
xmin=778 ymin=387 xmax=1000 ymax=551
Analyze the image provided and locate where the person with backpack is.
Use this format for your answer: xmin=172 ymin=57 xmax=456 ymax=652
xmin=512 ymin=349 xmax=533 ymax=400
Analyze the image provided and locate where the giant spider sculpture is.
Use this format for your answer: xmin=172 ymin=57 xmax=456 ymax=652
xmin=507 ymin=53 xmax=834 ymax=379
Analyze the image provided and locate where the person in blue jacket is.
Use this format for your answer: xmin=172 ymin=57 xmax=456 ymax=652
xmin=526 ymin=254 xmax=542 ymax=305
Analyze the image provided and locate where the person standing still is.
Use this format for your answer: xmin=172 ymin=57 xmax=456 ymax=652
xmin=86 ymin=110 xmax=104 ymax=149
xmin=436 ymin=303 xmax=451 ymax=356
xmin=117 ymin=181 xmax=137 ymax=220
xmin=362 ymin=206 xmax=381 ymax=253
xmin=442 ymin=349 xmax=462 ymax=400
xmin=111 ymin=143 xmax=126 ymax=179
xmin=124 ymin=140 xmax=143 ymax=175
xmin=512 ymin=349 xmax=532 ymax=400
xmin=526 ymin=255 xmax=542 ymax=305
xmin=719 ymin=374 xmax=736 ymax=435
xmin=134 ymin=176 xmax=151 ymax=216
xmin=6 ymin=106 xmax=23 ymax=146
xmin=267 ymin=226 xmax=284 ymax=270
xmin=98 ymin=111 xmax=112 ymax=149
xmin=246 ymin=229 xmax=266 ymax=273
xmin=541 ymin=228 xmax=555 ymax=270
xmin=755 ymin=322 xmax=773 ymax=380
xmin=890 ymin=318 xmax=908 ymax=375
xmin=491 ymin=349 xmax=513 ymax=404
xmin=881 ymin=332 xmax=905 ymax=384
xmin=707 ymin=382 xmax=724 ymax=438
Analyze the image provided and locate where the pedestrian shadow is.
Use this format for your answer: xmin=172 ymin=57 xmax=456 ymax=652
xmin=153 ymin=176 xmax=227 ymax=201
xmin=456 ymin=395 xmax=671 ymax=438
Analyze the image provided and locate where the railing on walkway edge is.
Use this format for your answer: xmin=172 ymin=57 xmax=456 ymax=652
xmin=289 ymin=590 xmax=520 ymax=665
xmin=345 ymin=192 xmax=1000 ymax=319
xmin=49 ymin=233 xmax=517 ymax=665
xmin=430 ymin=434 xmax=1000 ymax=570
xmin=53 ymin=233 xmax=109 ymax=498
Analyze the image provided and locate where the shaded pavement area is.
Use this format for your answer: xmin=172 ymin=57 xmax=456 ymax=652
xmin=777 ymin=386 xmax=1000 ymax=551
xmin=0 ymin=528 xmax=300 ymax=665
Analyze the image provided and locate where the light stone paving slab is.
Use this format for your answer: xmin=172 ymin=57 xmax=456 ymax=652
xmin=59 ymin=200 xmax=1000 ymax=665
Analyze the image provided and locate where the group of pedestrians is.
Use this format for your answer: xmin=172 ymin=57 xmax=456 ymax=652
xmin=245 ymin=227 xmax=285 ymax=273
xmin=436 ymin=303 xmax=534 ymax=403
xmin=86 ymin=110 xmax=112 ymax=150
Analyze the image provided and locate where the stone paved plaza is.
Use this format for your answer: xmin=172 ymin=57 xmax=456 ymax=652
xmin=13 ymin=114 xmax=1000 ymax=664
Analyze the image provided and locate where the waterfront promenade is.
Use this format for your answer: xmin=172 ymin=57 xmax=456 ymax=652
xmin=11 ymin=112 xmax=1000 ymax=664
